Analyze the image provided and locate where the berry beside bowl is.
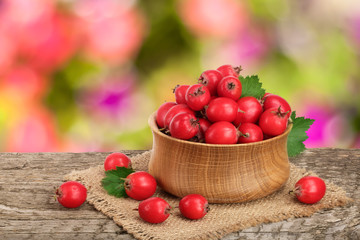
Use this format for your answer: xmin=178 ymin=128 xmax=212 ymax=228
xmin=148 ymin=112 xmax=292 ymax=204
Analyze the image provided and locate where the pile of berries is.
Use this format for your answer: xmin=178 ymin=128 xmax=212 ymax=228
xmin=104 ymin=152 xmax=209 ymax=223
xmin=155 ymin=64 xmax=292 ymax=144
xmin=56 ymin=152 xmax=209 ymax=223
xmin=55 ymin=153 xmax=327 ymax=225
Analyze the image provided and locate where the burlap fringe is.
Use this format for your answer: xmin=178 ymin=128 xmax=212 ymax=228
xmin=64 ymin=151 xmax=353 ymax=240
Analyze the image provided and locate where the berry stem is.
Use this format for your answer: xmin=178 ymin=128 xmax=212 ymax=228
xmin=289 ymin=186 xmax=301 ymax=195
xmin=227 ymin=82 xmax=236 ymax=90
xmin=165 ymin=206 xmax=172 ymax=215
xmin=205 ymin=204 xmax=210 ymax=213
xmin=234 ymin=65 xmax=243 ymax=75
xmin=172 ymin=84 xmax=180 ymax=93
xmin=190 ymin=86 xmax=205 ymax=97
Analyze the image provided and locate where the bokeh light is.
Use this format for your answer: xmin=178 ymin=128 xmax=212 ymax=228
xmin=0 ymin=0 xmax=359 ymax=152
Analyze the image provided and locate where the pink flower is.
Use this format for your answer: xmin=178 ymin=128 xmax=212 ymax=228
xmin=178 ymin=0 xmax=248 ymax=39
xmin=211 ymin=26 xmax=271 ymax=71
xmin=303 ymin=105 xmax=356 ymax=148
xmin=0 ymin=0 xmax=78 ymax=71
xmin=74 ymin=0 xmax=145 ymax=64
xmin=348 ymin=14 xmax=360 ymax=47
xmin=79 ymin=74 xmax=135 ymax=121
xmin=0 ymin=32 xmax=16 ymax=73
xmin=0 ymin=0 xmax=55 ymax=27
xmin=6 ymin=107 xmax=60 ymax=152
xmin=301 ymin=105 xmax=330 ymax=148
xmin=1 ymin=66 xmax=48 ymax=102
xmin=20 ymin=13 xmax=79 ymax=72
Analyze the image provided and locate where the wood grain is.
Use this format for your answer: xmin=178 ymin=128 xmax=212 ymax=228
xmin=148 ymin=112 xmax=292 ymax=203
xmin=0 ymin=148 xmax=359 ymax=240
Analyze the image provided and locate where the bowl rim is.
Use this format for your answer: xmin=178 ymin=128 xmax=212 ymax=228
xmin=148 ymin=112 xmax=293 ymax=147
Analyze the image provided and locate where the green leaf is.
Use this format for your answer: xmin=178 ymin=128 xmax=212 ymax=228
xmin=101 ymin=167 xmax=135 ymax=198
xmin=287 ymin=111 xmax=315 ymax=157
xmin=239 ymin=75 xmax=266 ymax=99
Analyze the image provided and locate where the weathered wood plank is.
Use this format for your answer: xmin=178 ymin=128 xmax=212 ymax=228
xmin=0 ymin=234 xmax=134 ymax=240
xmin=0 ymin=148 xmax=359 ymax=240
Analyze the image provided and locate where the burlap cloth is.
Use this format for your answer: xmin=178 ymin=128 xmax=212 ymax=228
xmin=64 ymin=151 xmax=352 ymax=240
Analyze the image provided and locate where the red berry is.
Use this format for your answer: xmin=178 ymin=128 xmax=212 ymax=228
xmin=125 ymin=171 xmax=157 ymax=200
xmin=217 ymin=76 xmax=242 ymax=101
xmin=205 ymin=121 xmax=239 ymax=144
xmin=185 ymin=84 xmax=211 ymax=111
xmin=198 ymin=70 xmax=223 ymax=96
xmin=169 ymin=113 xmax=199 ymax=140
xmin=262 ymin=92 xmax=272 ymax=100
xmin=233 ymin=96 xmax=263 ymax=127
xmin=263 ymin=94 xmax=291 ymax=118
xmin=199 ymin=118 xmax=211 ymax=133
xmin=293 ymin=176 xmax=326 ymax=204
xmin=238 ymin=123 xmax=263 ymax=143
xmin=217 ymin=64 xmax=242 ymax=78
xmin=156 ymin=102 xmax=177 ymax=128
xmin=206 ymin=97 xmax=238 ymax=122
xmin=258 ymin=107 xmax=289 ymax=136
xmin=174 ymin=85 xmax=190 ymax=104
xmin=138 ymin=197 xmax=171 ymax=224
xmin=179 ymin=194 xmax=209 ymax=220
xmin=196 ymin=118 xmax=211 ymax=140
xmin=104 ymin=152 xmax=131 ymax=171
xmin=56 ymin=181 xmax=87 ymax=208
xmin=163 ymin=104 xmax=194 ymax=128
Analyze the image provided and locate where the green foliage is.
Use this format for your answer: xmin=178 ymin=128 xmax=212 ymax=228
xmin=45 ymin=70 xmax=77 ymax=132
xmin=101 ymin=167 xmax=135 ymax=198
xmin=116 ymin=126 xmax=153 ymax=150
xmin=61 ymin=56 xmax=102 ymax=89
xmin=247 ymin=0 xmax=288 ymax=21
xmin=352 ymin=112 xmax=360 ymax=133
xmin=136 ymin=0 xmax=198 ymax=76
xmin=256 ymin=52 xmax=300 ymax=100
xmin=239 ymin=75 xmax=266 ymax=99
xmin=45 ymin=56 xmax=101 ymax=132
xmin=287 ymin=112 xmax=315 ymax=157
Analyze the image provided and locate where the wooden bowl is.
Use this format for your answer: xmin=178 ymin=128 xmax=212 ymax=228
xmin=148 ymin=112 xmax=292 ymax=203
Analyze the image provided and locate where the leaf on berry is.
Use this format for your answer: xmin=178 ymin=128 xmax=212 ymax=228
xmin=239 ymin=75 xmax=266 ymax=99
xmin=287 ymin=111 xmax=315 ymax=157
xmin=101 ymin=167 xmax=135 ymax=198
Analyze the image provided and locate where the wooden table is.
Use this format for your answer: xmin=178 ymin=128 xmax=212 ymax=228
xmin=0 ymin=148 xmax=359 ymax=239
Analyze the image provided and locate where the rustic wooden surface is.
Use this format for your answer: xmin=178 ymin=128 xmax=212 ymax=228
xmin=0 ymin=148 xmax=359 ymax=240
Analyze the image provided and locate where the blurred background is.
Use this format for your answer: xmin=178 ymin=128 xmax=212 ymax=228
xmin=0 ymin=0 xmax=359 ymax=152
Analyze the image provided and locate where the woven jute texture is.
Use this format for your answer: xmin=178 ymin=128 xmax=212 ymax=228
xmin=65 ymin=151 xmax=352 ymax=240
